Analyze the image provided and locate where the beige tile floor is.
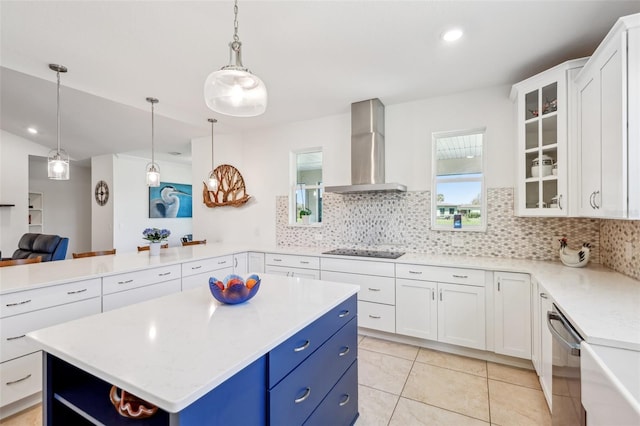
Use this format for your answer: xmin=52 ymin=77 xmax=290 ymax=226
xmin=0 ymin=336 xmax=551 ymax=426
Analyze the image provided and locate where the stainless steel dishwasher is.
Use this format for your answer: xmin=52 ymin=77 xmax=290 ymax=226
xmin=547 ymin=304 xmax=586 ymax=426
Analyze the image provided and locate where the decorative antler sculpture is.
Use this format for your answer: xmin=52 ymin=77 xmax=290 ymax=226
xmin=202 ymin=164 xmax=251 ymax=208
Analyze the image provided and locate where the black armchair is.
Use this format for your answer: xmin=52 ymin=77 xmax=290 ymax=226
xmin=8 ymin=233 xmax=69 ymax=262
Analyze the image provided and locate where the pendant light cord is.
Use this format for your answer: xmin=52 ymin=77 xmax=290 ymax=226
xmin=56 ymin=70 xmax=61 ymax=154
xmin=208 ymin=118 xmax=217 ymax=170
xmin=233 ymin=0 xmax=239 ymax=42
xmin=151 ymin=101 xmax=155 ymax=165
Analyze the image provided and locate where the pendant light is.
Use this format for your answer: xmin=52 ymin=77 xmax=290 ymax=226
xmin=145 ymin=97 xmax=160 ymax=187
xmin=206 ymin=118 xmax=219 ymax=191
xmin=47 ymin=64 xmax=70 ymax=180
xmin=204 ymin=0 xmax=267 ymax=117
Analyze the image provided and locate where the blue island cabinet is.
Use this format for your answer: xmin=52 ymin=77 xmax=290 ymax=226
xmin=42 ymin=295 xmax=358 ymax=425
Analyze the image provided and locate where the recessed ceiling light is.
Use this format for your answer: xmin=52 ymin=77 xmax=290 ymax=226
xmin=27 ymin=127 xmax=38 ymax=135
xmin=442 ymin=28 xmax=463 ymax=42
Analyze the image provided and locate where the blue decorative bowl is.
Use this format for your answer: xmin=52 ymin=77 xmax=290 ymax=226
xmin=209 ymin=274 xmax=261 ymax=305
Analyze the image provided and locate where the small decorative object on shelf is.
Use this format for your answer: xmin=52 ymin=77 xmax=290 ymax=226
xmin=531 ymin=154 xmax=553 ymax=177
xmin=209 ymin=274 xmax=261 ymax=305
xmin=559 ymin=237 xmax=591 ymax=268
xmin=299 ymin=207 xmax=311 ymax=224
xmin=109 ymin=385 xmax=158 ymax=419
xmin=202 ymin=164 xmax=251 ymax=208
xmin=142 ymin=228 xmax=170 ymax=256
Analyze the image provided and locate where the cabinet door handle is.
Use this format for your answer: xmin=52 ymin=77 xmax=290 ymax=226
xmin=339 ymin=346 xmax=350 ymax=357
xmin=293 ymin=340 xmax=310 ymax=352
xmin=589 ymin=191 xmax=597 ymax=209
xmin=6 ymin=299 xmax=31 ymax=307
xmin=540 ymin=293 xmax=548 ymax=299
xmin=452 ymin=274 xmax=468 ymax=279
xmin=497 ymin=280 xmax=501 ymax=292
xmin=558 ymin=194 xmax=563 ymax=210
xmin=7 ymin=334 xmax=26 ymax=341
xmin=432 ymin=289 xmax=435 ymax=300
xmin=158 ymin=272 xmax=171 ymax=277
xmin=594 ymin=190 xmax=600 ymax=209
xmin=368 ymin=287 xmax=381 ymax=292
xmin=439 ymin=290 xmax=443 ymax=301
xmin=234 ymin=257 xmax=238 ymax=268
xmin=338 ymin=310 xmax=350 ymax=318
xmin=368 ymin=314 xmax=381 ymax=319
xmin=294 ymin=387 xmax=311 ymax=404
xmin=408 ymin=270 xmax=422 ymax=275
xmin=117 ymin=279 xmax=133 ymax=285
xmin=339 ymin=394 xmax=351 ymax=407
xmin=67 ymin=288 xmax=87 ymax=295
xmin=191 ymin=265 xmax=202 ymax=270
xmin=6 ymin=374 xmax=32 ymax=386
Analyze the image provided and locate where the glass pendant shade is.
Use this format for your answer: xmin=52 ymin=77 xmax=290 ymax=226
xmin=207 ymin=170 xmax=219 ymax=191
xmin=47 ymin=149 xmax=70 ymax=180
xmin=146 ymin=163 xmax=161 ymax=187
xmin=204 ymin=67 xmax=267 ymax=117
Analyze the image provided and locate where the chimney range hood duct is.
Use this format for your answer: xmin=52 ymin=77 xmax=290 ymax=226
xmin=325 ymin=98 xmax=406 ymax=194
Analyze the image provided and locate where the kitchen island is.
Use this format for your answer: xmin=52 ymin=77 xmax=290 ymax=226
xmin=26 ymin=275 xmax=360 ymax=425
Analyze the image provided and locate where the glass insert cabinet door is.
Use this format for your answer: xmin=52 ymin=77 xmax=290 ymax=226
xmin=291 ymin=150 xmax=323 ymax=224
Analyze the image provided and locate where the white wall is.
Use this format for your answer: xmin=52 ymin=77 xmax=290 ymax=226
xmin=192 ymin=84 xmax=515 ymax=246
xmin=113 ymin=155 xmax=192 ymax=252
xmin=28 ymin=156 xmax=92 ymax=257
xmin=0 ymin=130 xmax=49 ymax=257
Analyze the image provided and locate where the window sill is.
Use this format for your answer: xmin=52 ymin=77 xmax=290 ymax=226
xmin=288 ymin=223 xmax=322 ymax=228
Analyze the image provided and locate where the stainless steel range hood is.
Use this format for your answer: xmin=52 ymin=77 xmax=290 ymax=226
xmin=325 ymin=98 xmax=407 ymax=194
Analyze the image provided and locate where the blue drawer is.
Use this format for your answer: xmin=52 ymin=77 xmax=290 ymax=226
xmin=268 ymin=317 xmax=357 ymax=426
xmin=268 ymin=295 xmax=356 ymax=388
xmin=304 ymin=360 xmax=358 ymax=426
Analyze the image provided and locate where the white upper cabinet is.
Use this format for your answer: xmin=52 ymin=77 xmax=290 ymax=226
xmin=575 ymin=14 xmax=640 ymax=218
xmin=511 ymin=58 xmax=587 ymax=217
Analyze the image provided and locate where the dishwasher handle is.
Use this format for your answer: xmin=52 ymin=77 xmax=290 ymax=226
xmin=547 ymin=310 xmax=582 ymax=356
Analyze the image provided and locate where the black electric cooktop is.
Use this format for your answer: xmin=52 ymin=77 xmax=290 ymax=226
xmin=322 ymin=248 xmax=405 ymax=259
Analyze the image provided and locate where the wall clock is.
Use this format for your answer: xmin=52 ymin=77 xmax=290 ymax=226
xmin=95 ymin=180 xmax=109 ymax=206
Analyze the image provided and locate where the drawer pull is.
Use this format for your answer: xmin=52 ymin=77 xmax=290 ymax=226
xmin=300 ymin=261 xmax=310 ymax=264
xmin=293 ymin=340 xmax=310 ymax=352
xmin=294 ymin=387 xmax=311 ymax=404
xmin=338 ymin=310 xmax=350 ymax=318
xmin=218 ymin=261 xmax=227 ymax=265
xmin=452 ymin=274 xmax=468 ymax=279
xmin=7 ymin=334 xmax=26 ymax=341
xmin=368 ymin=314 xmax=381 ymax=319
xmin=191 ymin=265 xmax=202 ymax=270
xmin=6 ymin=374 xmax=32 ymax=386
xmin=339 ymin=394 xmax=350 ymax=407
xmin=67 ymin=288 xmax=87 ymax=295
xmin=368 ymin=287 xmax=381 ymax=292
xmin=408 ymin=270 xmax=422 ymax=275
xmin=338 ymin=346 xmax=350 ymax=357
xmin=118 ymin=279 xmax=134 ymax=285
xmin=158 ymin=272 xmax=171 ymax=277
xmin=6 ymin=299 xmax=31 ymax=307
xmin=272 ymin=258 xmax=283 ymax=262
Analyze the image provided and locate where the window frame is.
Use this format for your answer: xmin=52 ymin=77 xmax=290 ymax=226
xmin=289 ymin=148 xmax=323 ymax=226
xmin=431 ymin=128 xmax=487 ymax=232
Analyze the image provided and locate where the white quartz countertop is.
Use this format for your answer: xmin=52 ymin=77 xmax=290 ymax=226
xmin=6 ymin=243 xmax=640 ymax=351
xmin=26 ymin=275 xmax=359 ymax=413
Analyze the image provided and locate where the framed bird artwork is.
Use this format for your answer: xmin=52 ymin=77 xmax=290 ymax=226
xmin=149 ymin=182 xmax=192 ymax=218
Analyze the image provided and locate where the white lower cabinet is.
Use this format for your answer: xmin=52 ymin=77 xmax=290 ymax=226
xmin=103 ymin=280 xmax=181 ymax=311
xmin=182 ymin=255 xmax=235 ymax=291
xmin=437 ymin=282 xmax=486 ymax=350
xmin=494 ymin=272 xmax=532 ymax=359
xmin=0 ymin=352 xmax=42 ymax=407
xmin=532 ymin=278 xmax=541 ymax=374
xmin=396 ymin=279 xmax=437 ymax=340
xmin=233 ymin=252 xmax=248 ymax=274
xmin=248 ymin=252 xmax=265 ymax=273
xmin=539 ymin=288 xmax=554 ymax=409
xmin=265 ymin=253 xmax=320 ymax=278
xmin=396 ymin=264 xmax=486 ymax=351
xmin=321 ymin=257 xmax=396 ymax=333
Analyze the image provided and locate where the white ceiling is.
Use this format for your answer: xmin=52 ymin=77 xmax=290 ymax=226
xmin=2 ymin=1 xmax=639 ymax=165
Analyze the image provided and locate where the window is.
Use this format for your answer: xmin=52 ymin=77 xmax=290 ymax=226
xmin=432 ymin=128 xmax=486 ymax=231
xmin=290 ymin=149 xmax=323 ymax=225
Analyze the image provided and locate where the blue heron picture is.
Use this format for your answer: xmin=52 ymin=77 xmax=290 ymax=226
xmin=149 ymin=182 xmax=192 ymax=218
